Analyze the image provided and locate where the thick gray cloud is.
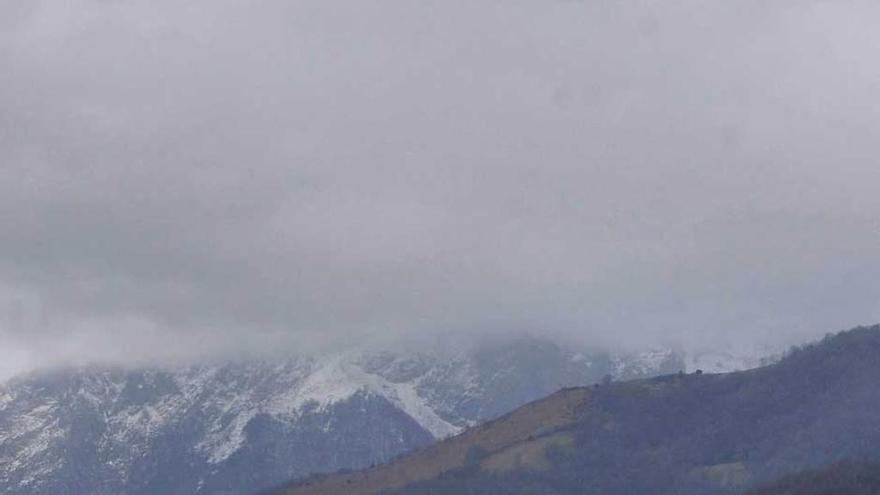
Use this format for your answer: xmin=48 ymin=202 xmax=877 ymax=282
xmin=1 ymin=0 xmax=879 ymax=376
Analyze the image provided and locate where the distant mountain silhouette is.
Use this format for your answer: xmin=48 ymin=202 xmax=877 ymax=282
xmin=274 ymin=325 xmax=880 ymax=495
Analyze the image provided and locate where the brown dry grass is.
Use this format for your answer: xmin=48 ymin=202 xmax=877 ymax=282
xmin=480 ymin=432 xmax=575 ymax=473
xmin=279 ymin=387 xmax=590 ymax=495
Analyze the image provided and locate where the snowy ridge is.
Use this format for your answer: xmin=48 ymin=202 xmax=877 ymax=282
xmin=0 ymin=338 xmax=719 ymax=495
xmin=0 ymin=352 xmax=462 ymax=477
xmin=266 ymin=354 xmax=460 ymax=439
xmin=269 ymin=354 xmax=371 ymax=415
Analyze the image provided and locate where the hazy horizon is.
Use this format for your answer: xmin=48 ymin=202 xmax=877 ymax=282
xmin=2 ymin=0 xmax=879 ymax=379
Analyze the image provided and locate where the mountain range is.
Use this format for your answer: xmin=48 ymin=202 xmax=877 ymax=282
xmin=273 ymin=325 xmax=880 ymax=495
xmin=0 ymin=336 xmax=735 ymax=495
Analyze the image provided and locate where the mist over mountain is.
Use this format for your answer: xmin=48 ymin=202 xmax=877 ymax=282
xmin=2 ymin=0 xmax=880 ymax=377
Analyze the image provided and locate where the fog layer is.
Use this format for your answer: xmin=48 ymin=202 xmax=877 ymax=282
xmin=1 ymin=0 xmax=879 ymax=376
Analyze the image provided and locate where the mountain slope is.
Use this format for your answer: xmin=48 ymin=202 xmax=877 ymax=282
xmin=0 ymin=337 xmax=686 ymax=495
xmin=270 ymin=388 xmax=590 ymax=495
xmin=0 ymin=360 xmax=440 ymax=495
xmin=745 ymin=461 xmax=880 ymax=495
xmin=276 ymin=325 xmax=880 ymax=495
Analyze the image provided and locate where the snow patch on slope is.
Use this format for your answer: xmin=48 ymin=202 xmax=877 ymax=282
xmin=190 ymin=354 xmax=463 ymax=465
xmin=267 ymin=354 xmax=461 ymax=440
xmin=0 ymin=403 xmax=66 ymax=488
xmin=269 ymin=355 xmax=367 ymax=414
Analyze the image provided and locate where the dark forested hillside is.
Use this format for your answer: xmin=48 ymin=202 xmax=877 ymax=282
xmin=276 ymin=325 xmax=880 ymax=495
xmin=746 ymin=461 xmax=880 ymax=495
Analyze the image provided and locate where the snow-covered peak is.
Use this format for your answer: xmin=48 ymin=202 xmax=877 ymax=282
xmin=267 ymin=353 xmax=460 ymax=439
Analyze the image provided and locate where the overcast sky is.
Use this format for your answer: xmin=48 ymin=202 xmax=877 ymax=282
xmin=1 ymin=0 xmax=879 ymax=378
